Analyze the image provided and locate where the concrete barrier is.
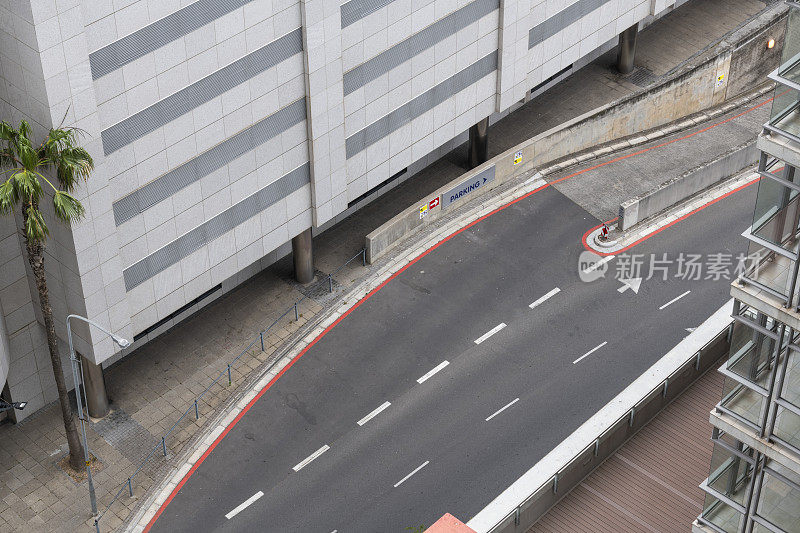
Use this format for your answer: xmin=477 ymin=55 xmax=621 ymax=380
xmin=365 ymin=5 xmax=786 ymax=263
xmin=618 ymin=141 xmax=759 ymax=231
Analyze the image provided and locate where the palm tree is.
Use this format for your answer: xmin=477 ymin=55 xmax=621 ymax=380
xmin=0 ymin=119 xmax=93 ymax=472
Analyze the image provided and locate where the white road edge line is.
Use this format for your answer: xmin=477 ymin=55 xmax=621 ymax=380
xmin=485 ymin=398 xmax=520 ymax=422
xmin=529 ymin=287 xmax=561 ymax=309
xmin=394 ymin=461 xmax=430 ymax=488
xmin=292 ymin=445 xmax=330 ymax=472
xmin=659 ymin=290 xmax=691 ymax=310
xmin=582 ymin=255 xmax=615 ymax=274
xmin=573 ymin=341 xmax=608 ymax=365
xmin=357 ymin=401 xmax=391 ymax=426
xmin=475 ymin=323 xmax=507 ymax=344
xmin=224 ymin=491 xmax=264 ymax=519
xmin=417 ymin=360 xmax=449 ymax=384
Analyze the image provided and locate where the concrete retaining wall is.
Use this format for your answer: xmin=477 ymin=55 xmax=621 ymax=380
xmin=618 ymin=141 xmax=759 ymax=231
xmin=365 ymin=6 xmax=787 ymax=264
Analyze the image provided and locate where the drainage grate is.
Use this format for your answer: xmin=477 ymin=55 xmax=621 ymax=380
xmin=626 ymin=66 xmax=660 ymax=88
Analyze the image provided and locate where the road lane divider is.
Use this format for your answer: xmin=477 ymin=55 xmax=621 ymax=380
xmin=224 ymin=491 xmax=264 ymax=519
xmin=394 ymin=461 xmax=430 ymax=488
xmin=582 ymin=255 xmax=614 ymax=275
xmin=292 ymin=445 xmax=330 ymax=472
xmin=529 ymin=287 xmax=561 ymax=309
xmin=475 ymin=323 xmax=507 ymax=344
xmin=357 ymin=401 xmax=391 ymax=426
xmin=486 ymin=398 xmax=520 ymax=422
xmin=573 ymin=341 xmax=608 ymax=365
xmin=659 ymin=290 xmax=691 ymax=310
xmin=417 ymin=361 xmax=449 ymax=384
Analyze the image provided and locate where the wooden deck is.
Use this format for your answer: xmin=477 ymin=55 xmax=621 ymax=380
xmin=530 ymin=369 xmax=724 ymax=533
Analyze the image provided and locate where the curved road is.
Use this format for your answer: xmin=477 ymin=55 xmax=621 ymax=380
xmin=148 ymin=172 xmax=755 ymax=532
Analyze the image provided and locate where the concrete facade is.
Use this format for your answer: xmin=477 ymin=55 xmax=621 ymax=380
xmin=0 ymin=0 xmax=684 ymax=419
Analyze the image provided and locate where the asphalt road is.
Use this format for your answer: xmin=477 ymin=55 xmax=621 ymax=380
xmin=150 ymin=179 xmax=755 ymax=533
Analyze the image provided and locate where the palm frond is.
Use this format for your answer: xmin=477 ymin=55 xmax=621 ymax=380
xmin=13 ymin=171 xmax=43 ymax=205
xmin=52 ymin=191 xmax=85 ymax=223
xmin=0 ymin=175 xmax=19 ymax=214
xmin=55 ymin=146 xmax=93 ymax=190
xmin=24 ymin=205 xmax=48 ymax=241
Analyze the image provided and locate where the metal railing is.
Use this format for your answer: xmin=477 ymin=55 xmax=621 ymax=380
xmin=485 ymin=326 xmax=732 ymax=533
xmin=93 ymin=249 xmax=367 ymax=532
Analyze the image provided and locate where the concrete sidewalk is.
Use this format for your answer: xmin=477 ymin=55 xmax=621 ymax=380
xmin=0 ymin=2 xmax=773 ymax=532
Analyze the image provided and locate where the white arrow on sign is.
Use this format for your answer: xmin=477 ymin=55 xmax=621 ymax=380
xmin=617 ymin=277 xmax=642 ymax=294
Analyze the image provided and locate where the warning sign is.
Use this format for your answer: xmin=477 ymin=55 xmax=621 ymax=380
xmin=715 ymin=73 xmax=725 ymax=88
xmin=419 ymin=204 xmax=428 ymax=219
xmin=513 ymin=150 xmax=523 ymax=165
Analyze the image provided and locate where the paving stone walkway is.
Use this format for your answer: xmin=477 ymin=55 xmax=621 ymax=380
xmin=0 ymin=1 xmax=773 ymax=531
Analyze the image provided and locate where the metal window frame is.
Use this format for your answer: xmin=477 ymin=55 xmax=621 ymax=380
xmin=711 ymin=434 xmax=757 ymax=465
xmin=719 ymin=365 xmax=771 ymax=397
xmin=750 ymin=514 xmax=789 ymax=533
xmin=697 ymin=516 xmax=740 ymax=533
xmin=733 ymin=313 xmax=782 ymax=340
xmin=700 ymin=480 xmax=749 ymax=514
xmin=716 ymin=403 xmax=764 ymax=433
xmin=763 ymin=464 xmax=800 ymax=493
xmin=741 ymin=227 xmax=799 ymax=261
xmin=768 ymin=433 xmax=800 ymax=457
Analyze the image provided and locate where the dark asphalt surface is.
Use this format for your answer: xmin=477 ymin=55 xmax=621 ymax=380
xmin=150 ymin=180 xmax=755 ymax=533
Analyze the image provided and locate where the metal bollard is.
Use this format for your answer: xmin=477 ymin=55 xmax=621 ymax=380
xmin=260 ymin=332 xmax=264 ymax=352
xmin=95 ymin=519 xmax=100 ymax=533
xmin=361 ymin=249 xmax=366 ymax=266
xmin=328 ymin=275 xmax=333 ymax=293
xmin=194 ymin=400 xmax=199 ymax=420
xmin=662 ymin=379 xmax=669 ymax=398
xmin=227 ymin=364 xmax=232 ymax=385
xmin=629 ymin=408 xmax=635 ymax=427
xmin=514 ymin=507 xmax=520 ymax=526
xmin=294 ymin=302 xmax=298 ymax=321
xmin=128 ymin=477 xmax=133 ymax=497
xmin=162 ymin=436 xmax=167 ymax=457
xmin=553 ymin=474 xmax=558 ymax=494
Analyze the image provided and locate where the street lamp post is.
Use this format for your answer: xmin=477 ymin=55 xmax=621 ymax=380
xmin=0 ymin=399 xmax=27 ymax=412
xmin=66 ymin=314 xmax=129 ymax=519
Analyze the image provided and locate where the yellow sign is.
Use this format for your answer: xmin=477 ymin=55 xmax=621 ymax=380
xmin=419 ymin=204 xmax=428 ymax=219
xmin=513 ymin=150 xmax=523 ymax=165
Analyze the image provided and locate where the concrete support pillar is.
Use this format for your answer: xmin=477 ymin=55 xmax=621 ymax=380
xmin=292 ymin=228 xmax=314 ymax=284
xmin=617 ymin=24 xmax=639 ymax=75
xmin=81 ymin=356 xmax=109 ymax=419
xmin=468 ymin=117 xmax=489 ymax=169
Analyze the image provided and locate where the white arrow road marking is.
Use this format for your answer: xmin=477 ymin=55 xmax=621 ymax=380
xmin=417 ymin=360 xmax=449 ymax=384
xmin=485 ymin=398 xmax=520 ymax=421
xmin=617 ymin=277 xmax=642 ymax=294
xmin=475 ymin=323 xmax=507 ymax=344
xmin=529 ymin=287 xmax=561 ymax=309
xmin=225 ymin=491 xmax=264 ymax=519
xmin=293 ymin=445 xmax=330 ymax=472
xmin=394 ymin=461 xmax=429 ymax=488
xmin=573 ymin=341 xmax=608 ymax=364
xmin=583 ymin=255 xmax=615 ymax=275
xmin=357 ymin=401 xmax=391 ymax=426
xmin=659 ymin=290 xmax=691 ymax=310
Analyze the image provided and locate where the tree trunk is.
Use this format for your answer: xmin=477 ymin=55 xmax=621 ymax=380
xmin=21 ymin=203 xmax=84 ymax=472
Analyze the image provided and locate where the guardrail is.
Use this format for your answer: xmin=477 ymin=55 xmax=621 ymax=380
xmin=92 ymin=249 xmax=367 ymax=532
xmin=484 ymin=325 xmax=731 ymax=533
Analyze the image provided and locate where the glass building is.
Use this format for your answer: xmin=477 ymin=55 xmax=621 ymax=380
xmin=695 ymin=5 xmax=800 ymax=533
